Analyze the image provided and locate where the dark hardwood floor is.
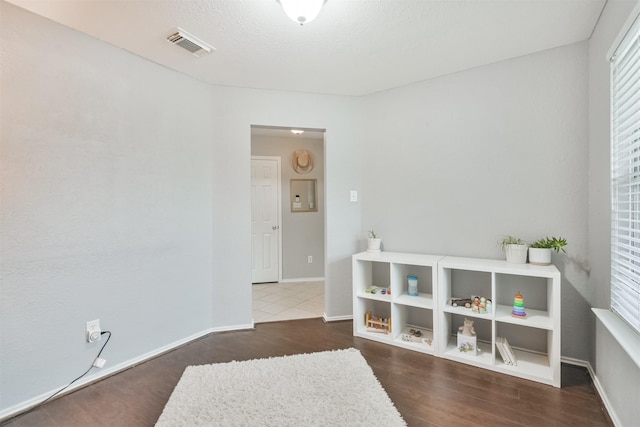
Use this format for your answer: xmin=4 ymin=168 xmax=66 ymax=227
xmin=2 ymin=319 xmax=611 ymax=427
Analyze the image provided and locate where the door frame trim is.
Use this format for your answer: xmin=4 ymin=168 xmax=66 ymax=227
xmin=251 ymin=155 xmax=282 ymax=282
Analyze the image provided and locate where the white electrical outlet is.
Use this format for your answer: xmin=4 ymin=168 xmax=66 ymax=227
xmin=308 ymin=256 xmax=313 ymax=263
xmin=86 ymin=319 xmax=101 ymax=343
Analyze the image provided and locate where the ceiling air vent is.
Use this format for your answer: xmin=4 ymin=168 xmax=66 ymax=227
xmin=166 ymin=28 xmax=214 ymax=57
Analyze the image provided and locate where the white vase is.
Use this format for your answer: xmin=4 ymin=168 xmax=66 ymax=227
xmin=367 ymin=238 xmax=382 ymax=253
xmin=529 ymin=248 xmax=552 ymax=265
xmin=505 ymin=244 xmax=528 ymax=264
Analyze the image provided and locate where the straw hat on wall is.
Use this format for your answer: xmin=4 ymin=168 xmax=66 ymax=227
xmin=292 ymin=149 xmax=314 ymax=174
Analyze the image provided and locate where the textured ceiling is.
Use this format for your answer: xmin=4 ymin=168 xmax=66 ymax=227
xmin=7 ymin=0 xmax=606 ymax=96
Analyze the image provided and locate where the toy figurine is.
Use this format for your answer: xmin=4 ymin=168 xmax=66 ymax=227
xmin=459 ymin=318 xmax=476 ymax=336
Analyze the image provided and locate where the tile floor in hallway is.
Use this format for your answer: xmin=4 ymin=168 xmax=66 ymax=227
xmin=252 ymin=281 xmax=324 ymax=323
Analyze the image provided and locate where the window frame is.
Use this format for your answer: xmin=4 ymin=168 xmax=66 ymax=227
xmin=610 ymin=8 xmax=640 ymax=336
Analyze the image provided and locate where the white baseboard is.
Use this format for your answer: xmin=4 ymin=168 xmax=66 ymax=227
xmin=210 ymin=323 xmax=254 ymax=333
xmin=560 ymin=355 xmax=590 ymax=368
xmin=0 ymin=323 xmax=254 ymax=422
xmin=278 ymin=277 xmax=325 ymax=283
xmin=323 ymin=313 xmax=353 ymax=322
xmin=590 ymin=370 xmax=621 ymax=426
xmin=561 ymin=356 xmax=620 ymax=427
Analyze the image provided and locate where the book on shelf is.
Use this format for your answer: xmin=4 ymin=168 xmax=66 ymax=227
xmin=496 ymin=336 xmax=518 ymax=366
xmin=502 ymin=337 xmax=517 ymax=366
xmin=496 ymin=337 xmax=511 ymax=365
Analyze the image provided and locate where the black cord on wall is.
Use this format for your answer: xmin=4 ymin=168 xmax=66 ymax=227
xmin=1 ymin=331 xmax=112 ymax=426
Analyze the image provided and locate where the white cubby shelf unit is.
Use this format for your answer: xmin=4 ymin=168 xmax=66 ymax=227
xmin=352 ymin=252 xmax=443 ymax=355
xmin=352 ymin=252 xmax=562 ymax=387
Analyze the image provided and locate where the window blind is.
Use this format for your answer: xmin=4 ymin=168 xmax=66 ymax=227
xmin=611 ymin=13 xmax=640 ymax=335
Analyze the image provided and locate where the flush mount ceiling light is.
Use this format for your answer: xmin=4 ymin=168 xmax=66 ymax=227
xmin=291 ymin=129 xmax=305 ymax=135
xmin=278 ymin=0 xmax=326 ymax=25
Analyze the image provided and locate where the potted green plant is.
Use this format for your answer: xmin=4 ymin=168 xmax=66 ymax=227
xmin=499 ymin=236 xmax=528 ymax=264
xmin=367 ymin=230 xmax=382 ymax=253
xmin=529 ymin=237 xmax=567 ymax=266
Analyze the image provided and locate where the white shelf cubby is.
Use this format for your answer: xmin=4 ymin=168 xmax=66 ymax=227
xmin=353 ymin=252 xmax=443 ymax=355
xmin=438 ymin=256 xmax=561 ymax=387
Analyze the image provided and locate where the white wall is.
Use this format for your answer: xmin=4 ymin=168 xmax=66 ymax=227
xmin=0 ymin=2 xmax=363 ymax=414
xmin=362 ymin=43 xmax=590 ymax=359
xmin=0 ymin=1 xmax=214 ymax=411
xmin=252 ymin=135 xmax=325 ymax=280
xmin=588 ymin=1 xmax=640 ymax=425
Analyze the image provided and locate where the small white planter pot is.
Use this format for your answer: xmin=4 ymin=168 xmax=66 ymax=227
xmin=367 ymin=238 xmax=382 ymax=253
xmin=505 ymin=244 xmax=528 ymax=264
xmin=529 ymin=248 xmax=552 ymax=266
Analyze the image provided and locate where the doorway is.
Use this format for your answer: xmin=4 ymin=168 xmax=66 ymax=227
xmin=250 ymin=125 xmax=326 ymax=322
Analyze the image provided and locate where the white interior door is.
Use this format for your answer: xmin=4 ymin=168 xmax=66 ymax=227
xmin=251 ymin=157 xmax=281 ymax=283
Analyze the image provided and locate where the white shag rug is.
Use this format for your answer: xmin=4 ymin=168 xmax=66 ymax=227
xmin=155 ymin=348 xmax=406 ymax=427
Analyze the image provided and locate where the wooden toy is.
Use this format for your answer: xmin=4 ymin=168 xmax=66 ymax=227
xmin=365 ymin=311 xmax=391 ymax=334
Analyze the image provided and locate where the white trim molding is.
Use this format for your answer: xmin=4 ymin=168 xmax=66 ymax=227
xmin=322 ymin=313 xmax=353 ymax=322
xmin=279 ymin=277 xmax=325 ymax=283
